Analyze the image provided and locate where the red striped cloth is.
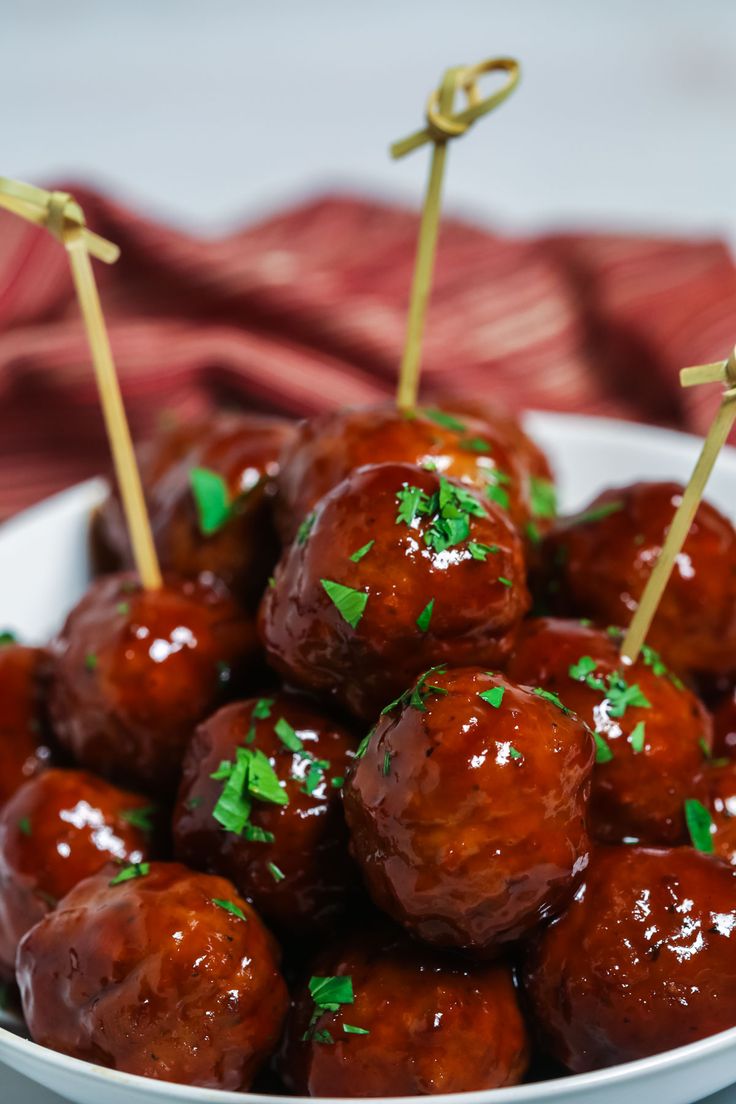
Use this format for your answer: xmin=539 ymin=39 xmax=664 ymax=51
xmin=1 ymin=185 xmax=735 ymax=520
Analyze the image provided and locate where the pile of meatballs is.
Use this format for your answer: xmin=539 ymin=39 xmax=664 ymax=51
xmin=1 ymin=400 xmax=736 ymax=1097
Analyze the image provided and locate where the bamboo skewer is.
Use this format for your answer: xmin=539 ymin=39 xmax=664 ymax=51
xmin=392 ymin=57 xmax=520 ymax=411
xmin=0 ymin=179 xmax=162 ymax=589
xmin=620 ymin=346 xmax=736 ymax=664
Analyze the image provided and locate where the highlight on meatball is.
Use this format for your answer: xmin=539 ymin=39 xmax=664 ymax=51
xmin=260 ymin=462 xmax=529 ymax=720
xmin=17 ymin=862 xmax=288 ymax=1090
xmin=174 ymin=692 xmax=360 ymax=937
xmin=344 ymin=667 xmax=594 ymax=954
xmin=49 ymin=572 xmax=256 ymax=794
xmin=523 ymin=845 xmax=736 ymax=1072
xmin=507 ymin=618 xmax=712 ymax=844
xmin=708 ymin=761 xmax=736 ymax=866
xmin=92 ymin=412 xmax=296 ymax=608
xmin=539 ymin=481 xmax=736 ymax=677
xmin=0 ymin=768 xmax=153 ymax=978
xmin=276 ymin=403 xmax=537 ymax=543
xmin=278 ymin=927 xmax=530 ymax=1096
xmin=0 ymin=639 xmax=53 ymax=809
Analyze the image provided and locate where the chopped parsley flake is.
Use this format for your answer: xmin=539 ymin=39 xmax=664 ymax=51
xmin=274 ymin=715 xmax=302 ymax=752
xmin=394 ymin=476 xmax=491 ymax=556
xmin=684 ymin=798 xmax=715 ymax=854
xmin=211 ymin=745 xmax=287 ymax=836
xmin=268 ymin=862 xmax=285 ymax=883
xmin=120 ymin=806 xmax=156 ymax=832
xmin=297 ymin=511 xmax=317 ymax=545
xmin=355 ymin=731 xmax=372 ymax=759
xmin=0 ymin=630 xmax=17 ymax=646
xmin=593 ymin=732 xmax=614 ymax=764
xmin=570 ymin=500 xmax=624 ymax=526
xmin=629 ymin=721 xmax=646 ymax=754
xmin=109 ymin=862 xmax=150 ymax=886
xmin=530 ymin=477 xmax=557 ymax=519
xmin=467 ymin=542 xmax=499 ymax=561
xmin=478 ymin=685 xmax=505 ymax=708
xmin=303 ymin=975 xmax=361 ymax=1044
xmin=569 ymin=655 xmax=597 ymax=681
xmin=567 ymin=658 xmax=651 ymax=717
xmin=116 ymin=602 xmax=130 ymax=616
xmin=350 ymin=540 xmax=375 ymax=563
xmin=416 ymin=598 xmax=434 ymax=632
xmin=382 ymin=751 xmax=392 ymax=776
xmin=382 ymin=666 xmax=448 ymax=715
xmin=84 ymin=653 xmax=98 ymax=672
xmin=526 ymin=520 xmax=542 ymax=545
xmin=509 ymin=746 xmax=522 ymax=760
xmin=18 ymin=816 xmax=31 ymax=837
xmin=422 ymin=408 xmax=466 ymax=433
xmin=498 ymin=576 xmax=513 ymax=588
xmin=485 ymin=469 xmax=511 ymax=511
xmin=331 ymin=776 xmax=344 ymax=788
xmin=460 ymin=436 xmax=492 ymax=453
xmin=321 ymin=579 xmax=369 ymax=628
xmin=343 ymin=1024 xmax=370 ymax=1035
xmin=190 ymin=467 xmax=233 ymax=536
xmin=212 ymin=898 xmax=248 ymax=921
xmin=533 ymin=687 xmax=573 ymax=715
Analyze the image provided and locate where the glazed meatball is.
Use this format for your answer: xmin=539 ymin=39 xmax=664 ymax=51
xmin=49 ymin=572 xmax=256 ymax=793
xmin=523 ymin=846 xmax=736 ymax=1071
xmin=507 ymin=618 xmax=711 ymax=844
xmin=714 ymin=689 xmax=736 ymax=760
xmin=278 ymin=928 xmax=529 ymax=1096
xmin=0 ymin=642 xmax=53 ymax=809
xmin=261 ymin=462 xmax=529 ymax=720
xmin=0 ymin=768 xmax=153 ymax=979
xmin=276 ymin=404 xmax=532 ymax=542
xmin=708 ymin=761 xmax=736 ymax=865
xmin=541 ymin=482 xmax=736 ymax=677
xmin=17 ymin=862 xmax=288 ymax=1090
xmin=93 ymin=412 xmax=295 ymax=607
xmin=174 ymin=693 xmax=359 ymax=938
xmin=344 ymin=668 xmax=594 ymax=954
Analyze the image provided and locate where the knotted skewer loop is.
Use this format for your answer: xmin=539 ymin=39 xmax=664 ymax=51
xmin=620 ymin=345 xmax=736 ymax=664
xmin=392 ymin=57 xmax=520 ymax=411
xmin=0 ymin=177 xmax=161 ymax=590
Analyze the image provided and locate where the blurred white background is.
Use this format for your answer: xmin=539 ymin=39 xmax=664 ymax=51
xmin=2 ymin=0 xmax=736 ymax=244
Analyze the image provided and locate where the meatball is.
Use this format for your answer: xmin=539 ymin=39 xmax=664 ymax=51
xmin=708 ymin=761 xmax=736 ymax=865
xmin=276 ymin=404 xmax=533 ymax=543
xmin=344 ymin=668 xmax=594 ymax=954
xmin=49 ymin=572 xmax=256 ymax=793
xmin=0 ymin=642 xmax=53 ymax=809
xmin=523 ymin=845 xmax=736 ymax=1071
xmin=507 ymin=618 xmax=711 ymax=844
xmin=540 ymin=482 xmax=736 ymax=677
xmin=17 ymin=862 xmax=288 ymax=1090
xmin=260 ymin=462 xmax=529 ymax=721
xmin=93 ymin=412 xmax=295 ymax=607
xmin=0 ymin=768 xmax=153 ymax=979
xmin=174 ymin=693 xmax=359 ymax=938
xmin=278 ymin=928 xmax=529 ymax=1096
xmin=714 ymin=688 xmax=736 ymax=760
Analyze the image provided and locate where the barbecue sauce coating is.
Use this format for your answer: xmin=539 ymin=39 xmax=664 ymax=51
xmin=92 ymin=413 xmax=295 ymax=608
xmin=173 ymin=694 xmax=360 ymax=938
xmin=507 ymin=618 xmax=711 ymax=844
xmin=0 ymin=644 xmax=53 ymax=809
xmin=16 ymin=863 xmax=288 ymax=1090
xmin=278 ymin=929 xmax=530 ymax=1096
xmin=541 ymin=482 xmax=736 ymax=677
xmin=523 ymin=846 xmax=736 ymax=1072
xmin=0 ymin=768 xmax=152 ymax=979
xmin=714 ymin=689 xmax=736 ymax=760
xmin=49 ymin=572 xmax=256 ymax=794
xmin=260 ymin=462 xmax=529 ymax=721
xmin=344 ymin=668 xmax=594 ymax=954
xmin=708 ymin=760 xmax=736 ymax=865
xmin=275 ymin=404 xmax=533 ymax=542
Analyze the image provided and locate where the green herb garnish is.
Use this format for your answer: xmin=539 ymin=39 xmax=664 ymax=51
xmin=509 ymin=746 xmax=522 ymax=760
xmin=120 ymin=806 xmax=156 ymax=832
xmin=498 ymin=576 xmax=513 ymax=588
xmin=422 ymin=408 xmax=466 ymax=433
xmin=530 ymin=477 xmax=557 ymax=519
xmin=212 ymin=898 xmax=248 ymax=921
xmin=467 ymin=541 xmax=499 ymax=561
xmin=593 ymin=732 xmax=614 ymax=764
xmin=568 ymin=658 xmax=651 ymax=718
xmin=268 ymin=862 xmax=285 ymax=883
xmin=84 ymin=653 xmax=98 ymax=672
xmin=303 ymin=975 xmax=358 ymax=1044
xmin=684 ymin=798 xmax=715 ymax=854
xmin=321 ymin=579 xmax=369 ymax=628
xmin=0 ymin=630 xmax=17 ymax=646
xmin=382 ymin=665 xmax=448 ymax=716
xmin=190 ymin=467 xmax=233 ymax=535
xmin=629 ymin=721 xmax=646 ymax=754
xmin=478 ymin=686 xmax=505 ymax=708
xmin=350 ymin=540 xmax=375 ymax=563
xmin=382 ymin=751 xmax=391 ymax=776
xmin=211 ymin=745 xmax=287 ymax=836
xmin=569 ymin=500 xmax=624 ymax=526
xmin=274 ymin=715 xmax=302 ymax=752
xmin=460 ymin=436 xmax=492 ymax=453
xmin=18 ymin=816 xmax=31 ymax=837
xmin=297 ymin=511 xmax=317 ymax=545
xmin=116 ymin=602 xmax=130 ymax=616
xmin=416 ymin=598 xmax=434 ymax=632
xmin=109 ymin=862 xmax=150 ymax=886
xmin=355 ymin=732 xmax=372 ymax=759
xmin=533 ymin=687 xmax=572 ymax=715
xmin=343 ymin=1024 xmax=370 ymax=1035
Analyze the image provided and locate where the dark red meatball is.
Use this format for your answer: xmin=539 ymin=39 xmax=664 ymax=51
xmin=344 ymin=668 xmax=594 ymax=954
xmin=260 ymin=462 xmax=529 ymax=721
xmin=278 ymin=928 xmax=529 ymax=1096
xmin=0 ymin=642 xmax=53 ymax=809
xmin=276 ymin=404 xmax=532 ymax=542
xmin=523 ymin=846 xmax=736 ymax=1071
xmin=708 ymin=761 xmax=736 ymax=866
xmin=507 ymin=618 xmax=711 ymax=844
xmin=541 ymin=482 xmax=736 ymax=677
xmin=174 ymin=693 xmax=359 ymax=938
xmin=714 ymin=689 xmax=736 ymax=760
xmin=49 ymin=572 xmax=256 ymax=793
xmin=17 ymin=862 xmax=288 ymax=1090
xmin=93 ymin=412 xmax=295 ymax=607
xmin=0 ymin=768 xmax=153 ymax=979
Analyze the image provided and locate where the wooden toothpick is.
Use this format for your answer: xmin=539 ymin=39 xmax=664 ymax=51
xmin=391 ymin=57 xmax=520 ymax=412
xmin=0 ymin=178 xmax=162 ymax=589
xmin=620 ymin=345 xmax=736 ymax=664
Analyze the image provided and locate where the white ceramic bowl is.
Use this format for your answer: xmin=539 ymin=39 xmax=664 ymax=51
xmin=0 ymin=412 xmax=735 ymax=1104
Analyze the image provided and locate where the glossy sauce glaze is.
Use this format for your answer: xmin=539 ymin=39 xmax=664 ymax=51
xmin=539 ymin=481 xmax=736 ymax=677
xmin=708 ymin=761 xmax=736 ymax=865
xmin=93 ymin=413 xmax=296 ymax=608
xmin=0 ymin=643 xmax=54 ymax=809
xmin=278 ymin=927 xmax=530 ymax=1096
xmin=260 ymin=461 xmax=529 ymax=720
xmin=507 ymin=618 xmax=711 ymax=844
xmin=49 ymin=572 xmax=256 ymax=794
xmin=16 ymin=862 xmax=288 ymax=1090
xmin=0 ymin=768 xmax=153 ymax=978
xmin=714 ymin=689 xmax=736 ymax=760
xmin=523 ymin=845 xmax=736 ymax=1071
xmin=173 ymin=693 xmax=361 ymax=939
xmin=344 ymin=668 xmax=594 ymax=954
